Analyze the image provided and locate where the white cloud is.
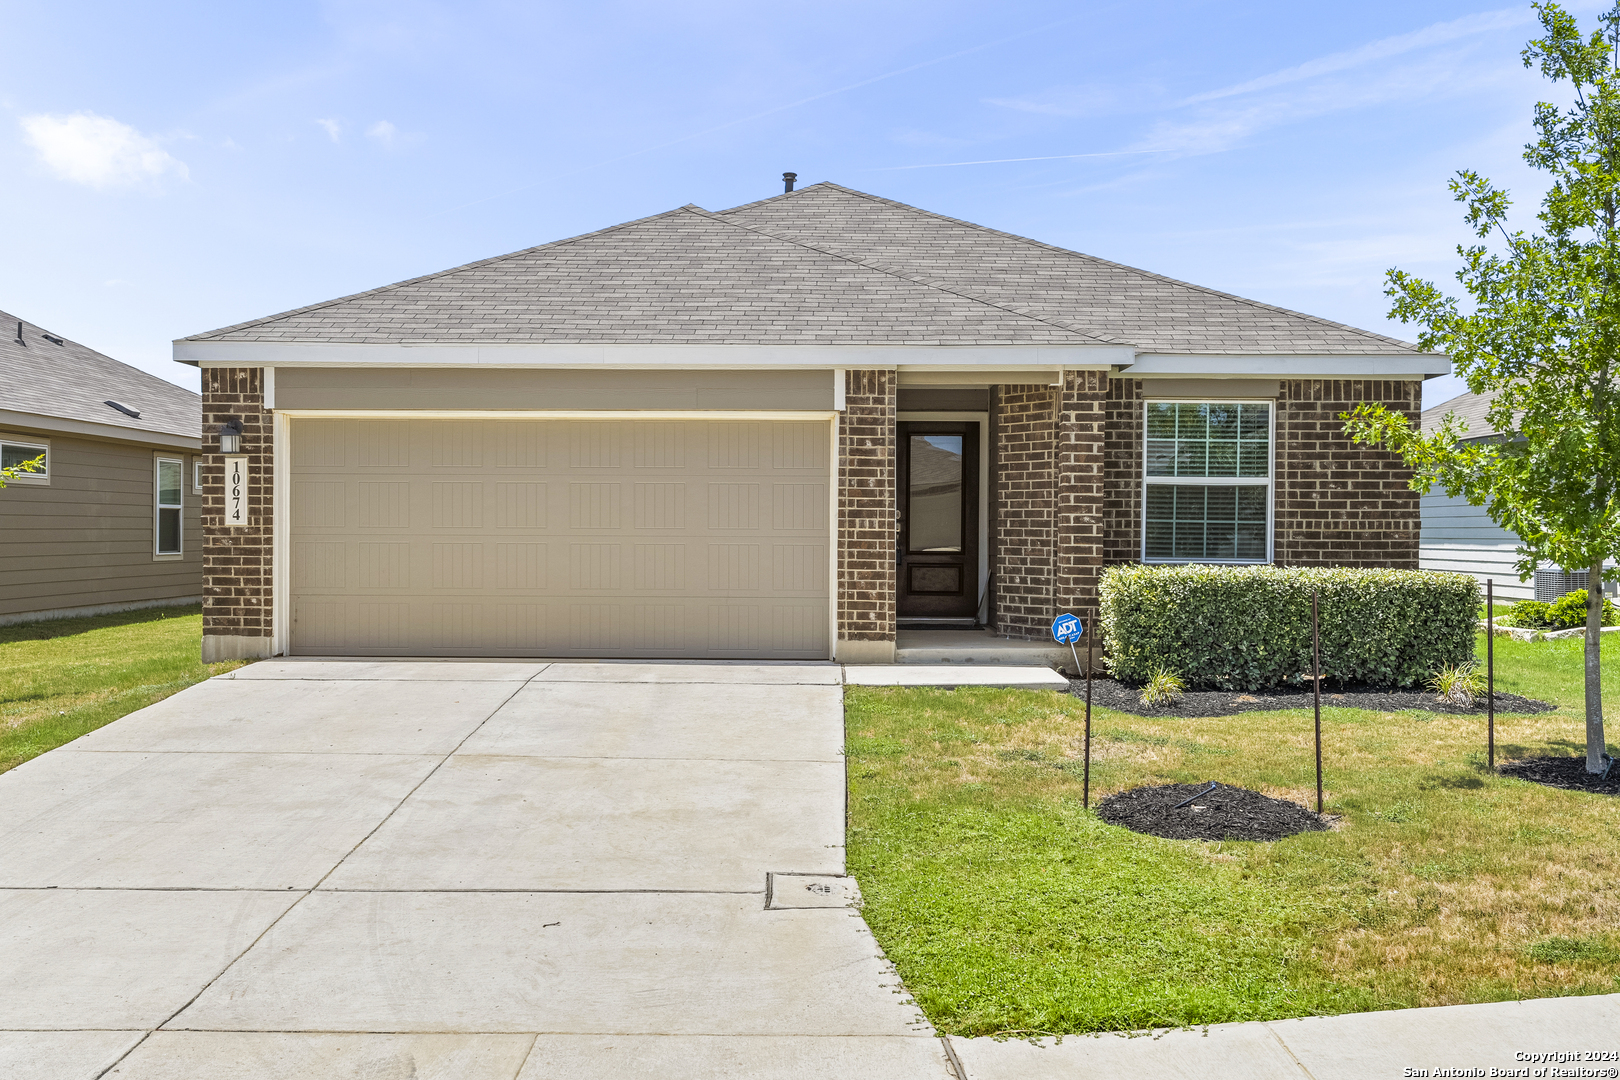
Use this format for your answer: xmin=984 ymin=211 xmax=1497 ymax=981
xmin=1182 ymin=8 xmax=1531 ymax=105
xmin=366 ymin=119 xmax=396 ymax=145
xmin=315 ymin=118 xmax=342 ymax=142
xmin=1127 ymin=40 xmax=1531 ymax=159
xmin=20 ymin=112 xmax=188 ymax=188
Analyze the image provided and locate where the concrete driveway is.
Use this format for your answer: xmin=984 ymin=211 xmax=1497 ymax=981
xmin=0 ymin=661 xmax=954 ymax=1079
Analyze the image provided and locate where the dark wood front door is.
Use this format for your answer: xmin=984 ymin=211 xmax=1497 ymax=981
xmin=897 ymin=422 xmax=979 ymax=621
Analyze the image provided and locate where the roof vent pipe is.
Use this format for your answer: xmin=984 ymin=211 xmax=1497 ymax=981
xmin=782 ymin=172 xmax=797 ymax=193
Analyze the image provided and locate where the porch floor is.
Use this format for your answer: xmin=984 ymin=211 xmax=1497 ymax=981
xmin=894 ymin=629 xmax=1080 ymax=672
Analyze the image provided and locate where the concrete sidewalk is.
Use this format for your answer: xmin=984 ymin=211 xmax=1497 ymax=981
xmin=949 ymin=992 xmax=1620 ymax=1079
xmin=0 ymin=660 xmax=952 ymax=1079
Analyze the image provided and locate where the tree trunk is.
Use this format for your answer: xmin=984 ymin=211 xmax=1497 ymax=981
xmin=1585 ymin=560 xmax=1609 ymax=774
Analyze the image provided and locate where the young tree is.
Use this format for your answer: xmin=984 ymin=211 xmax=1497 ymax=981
xmin=1344 ymin=2 xmax=1619 ymax=775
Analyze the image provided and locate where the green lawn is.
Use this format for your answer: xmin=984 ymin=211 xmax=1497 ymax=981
xmin=846 ymin=633 xmax=1620 ymax=1037
xmin=0 ymin=605 xmax=246 ymax=774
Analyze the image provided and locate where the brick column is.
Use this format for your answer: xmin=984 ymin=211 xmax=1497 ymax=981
xmin=1055 ymin=370 xmax=1107 ymax=627
xmin=992 ymin=383 xmax=1057 ymax=640
xmin=1103 ymin=377 xmax=1143 ymax=567
xmin=837 ymin=370 xmax=897 ymax=662
xmin=1275 ymin=379 xmax=1420 ymax=568
xmin=201 ymin=368 xmax=275 ymax=662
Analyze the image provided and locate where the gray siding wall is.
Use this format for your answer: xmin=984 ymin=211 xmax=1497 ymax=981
xmin=274 ymin=367 xmax=835 ymax=412
xmin=1419 ymin=490 xmax=1532 ymax=601
xmin=0 ymin=431 xmax=202 ymax=619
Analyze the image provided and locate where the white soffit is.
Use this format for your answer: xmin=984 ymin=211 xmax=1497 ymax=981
xmin=1125 ymin=354 xmax=1450 ymax=378
xmin=172 ymin=341 xmax=1133 ymax=369
xmin=897 ymin=369 xmax=1063 ymax=387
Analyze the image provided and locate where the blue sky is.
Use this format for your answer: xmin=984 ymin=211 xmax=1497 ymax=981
xmin=1 ymin=1 xmax=1597 ymax=405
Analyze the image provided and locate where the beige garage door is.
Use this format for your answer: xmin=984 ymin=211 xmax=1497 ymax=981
xmin=287 ymin=418 xmax=830 ymax=658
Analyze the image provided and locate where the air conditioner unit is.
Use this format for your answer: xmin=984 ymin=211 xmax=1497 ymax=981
xmin=1534 ymin=568 xmax=1607 ymax=602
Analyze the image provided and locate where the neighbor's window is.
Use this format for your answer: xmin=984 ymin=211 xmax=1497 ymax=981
xmin=1143 ymin=401 xmax=1271 ymax=562
xmin=193 ymin=458 xmax=203 ymax=494
xmin=1 ymin=439 xmax=49 ymax=484
xmin=156 ymin=457 xmax=183 ymax=556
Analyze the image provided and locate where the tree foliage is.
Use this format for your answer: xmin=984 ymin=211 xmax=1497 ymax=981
xmin=0 ymin=454 xmax=44 ymax=488
xmin=1342 ymin=3 xmax=1619 ymax=772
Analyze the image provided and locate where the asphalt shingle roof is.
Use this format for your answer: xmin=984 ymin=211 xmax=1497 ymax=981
xmin=1422 ymin=390 xmax=1499 ymax=439
xmin=2 ymin=310 xmax=200 ymax=442
xmin=185 ymin=206 xmax=1097 ymax=347
xmin=182 ymin=183 xmax=1426 ymax=356
xmin=721 ymin=184 xmax=1420 ymax=355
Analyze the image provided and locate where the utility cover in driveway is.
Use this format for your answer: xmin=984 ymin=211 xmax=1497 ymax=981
xmin=288 ymin=418 xmax=830 ymax=658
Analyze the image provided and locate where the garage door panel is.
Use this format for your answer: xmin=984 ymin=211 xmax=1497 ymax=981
xmin=289 ymin=418 xmax=830 ymax=658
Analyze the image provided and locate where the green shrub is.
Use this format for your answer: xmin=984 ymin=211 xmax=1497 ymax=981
xmin=1100 ymin=565 xmax=1478 ymax=691
xmin=1501 ymin=600 xmax=1552 ymax=629
xmin=1546 ymin=590 xmax=1616 ymax=630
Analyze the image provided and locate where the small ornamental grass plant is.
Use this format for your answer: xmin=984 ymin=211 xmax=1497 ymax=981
xmin=1428 ymin=662 xmax=1486 ymax=708
xmin=1101 ymin=565 xmax=1479 ymax=691
xmin=1138 ymin=667 xmax=1186 ymax=707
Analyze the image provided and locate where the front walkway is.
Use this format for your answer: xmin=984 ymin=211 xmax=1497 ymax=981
xmin=0 ymin=660 xmax=951 ymax=1079
xmin=951 ymin=992 xmax=1620 ymax=1078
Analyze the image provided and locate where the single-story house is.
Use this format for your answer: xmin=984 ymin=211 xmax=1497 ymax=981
xmin=1419 ymin=389 xmax=1612 ymax=603
xmin=174 ymin=181 xmax=1448 ymax=663
xmin=0 ymin=310 xmax=202 ymax=625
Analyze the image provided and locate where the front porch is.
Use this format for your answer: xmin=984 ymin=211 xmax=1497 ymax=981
xmin=832 ymin=371 xmax=1422 ymax=664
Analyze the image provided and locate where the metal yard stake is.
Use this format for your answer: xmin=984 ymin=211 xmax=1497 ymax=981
xmin=1050 ymin=612 xmax=1090 ymax=808
xmin=1313 ymin=590 xmax=1323 ymax=815
xmin=1487 ymin=578 xmax=1495 ymax=770
xmin=1084 ymin=625 xmax=1094 ymax=810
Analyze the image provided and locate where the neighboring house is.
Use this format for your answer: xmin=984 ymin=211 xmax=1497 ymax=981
xmin=1418 ymin=389 xmax=1611 ymax=603
xmin=173 ymin=181 xmax=1447 ymax=663
xmin=0 ymin=310 xmax=202 ymax=625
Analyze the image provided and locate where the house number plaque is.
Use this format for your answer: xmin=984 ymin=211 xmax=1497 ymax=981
xmin=224 ymin=455 xmax=249 ymax=526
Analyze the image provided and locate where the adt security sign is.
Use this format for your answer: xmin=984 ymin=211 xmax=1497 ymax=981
xmin=1051 ymin=612 xmax=1083 ymax=644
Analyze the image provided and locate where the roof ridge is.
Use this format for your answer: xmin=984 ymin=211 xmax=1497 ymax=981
xmin=181 ymin=205 xmax=707 ymax=342
xmin=728 ymin=183 xmax=1423 ymax=354
xmin=713 ymin=182 xmax=836 ymax=217
xmin=687 ymin=205 xmax=1118 ymax=345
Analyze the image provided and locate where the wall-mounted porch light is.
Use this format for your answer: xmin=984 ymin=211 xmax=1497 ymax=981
xmin=218 ymin=418 xmax=243 ymax=454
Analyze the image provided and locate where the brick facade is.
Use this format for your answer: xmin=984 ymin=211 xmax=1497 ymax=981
xmin=986 ymin=373 xmax=1419 ymax=641
xmin=1102 ymin=377 xmax=1143 ymax=566
xmin=1274 ymin=379 xmax=1420 ymax=567
xmin=201 ymin=368 xmax=274 ymax=659
xmin=201 ymin=365 xmax=1419 ymax=661
xmin=1055 ymin=370 xmax=1107 ymax=629
xmin=991 ymin=383 xmax=1057 ymax=639
xmin=836 ymin=370 xmax=897 ymax=654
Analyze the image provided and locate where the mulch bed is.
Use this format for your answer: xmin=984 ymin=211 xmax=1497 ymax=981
xmin=1067 ymin=676 xmax=1554 ymax=719
xmin=1498 ymin=756 xmax=1620 ymax=796
xmin=1097 ymin=782 xmax=1328 ymax=842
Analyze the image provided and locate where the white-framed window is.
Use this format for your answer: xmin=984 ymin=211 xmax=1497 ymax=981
xmin=192 ymin=457 xmax=203 ymax=494
xmin=155 ymin=456 xmax=184 ymax=557
xmin=1 ymin=438 xmax=49 ymax=485
xmin=1142 ymin=400 xmax=1273 ymax=563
